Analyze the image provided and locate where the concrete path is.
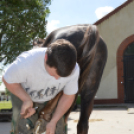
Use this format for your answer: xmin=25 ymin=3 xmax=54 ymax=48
xmin=0 ymin=106 xmax=134 ymax=134
xmin=0 ymin=122 xmax=11 ymax=134
xmin=68 ymin=107 xmax=134 ymax=134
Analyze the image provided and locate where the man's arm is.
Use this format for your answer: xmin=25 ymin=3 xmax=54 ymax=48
xmin=45 ymin=93 xmax=75 ymax=134
xmin=2 ymin=77 xmax=35 ymax=118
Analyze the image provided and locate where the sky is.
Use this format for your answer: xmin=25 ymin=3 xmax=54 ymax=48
xmin=46 ymin=0 xmax=127 ymax=33
xmin=0 ymin=0 xmax=128 ymax=91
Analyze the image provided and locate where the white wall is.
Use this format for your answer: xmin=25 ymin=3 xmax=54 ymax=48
xmin=95 ymin=1 xmax=134 ymax=99
xmin=0 ymin=76 xmax=6 ymax=92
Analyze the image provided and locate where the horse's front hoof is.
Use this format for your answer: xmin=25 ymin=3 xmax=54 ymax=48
xmin=33 ymin=119 xmax=47 ymax=134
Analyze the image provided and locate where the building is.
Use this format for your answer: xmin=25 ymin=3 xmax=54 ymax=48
xmin=94 ymin=0 xmax=134 ymax=104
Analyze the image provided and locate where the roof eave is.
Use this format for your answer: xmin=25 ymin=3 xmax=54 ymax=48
xmin=94 ymin=0 xmax=133 ymax=25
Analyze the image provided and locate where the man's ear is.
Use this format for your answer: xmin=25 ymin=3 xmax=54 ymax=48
xmin=45 ymin=54 xmax=47 ymax=62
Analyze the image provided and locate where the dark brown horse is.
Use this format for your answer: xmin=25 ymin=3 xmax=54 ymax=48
xmin=33 ymin=24 xmax=107 ymax=134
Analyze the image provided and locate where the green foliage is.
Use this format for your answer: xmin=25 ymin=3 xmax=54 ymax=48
xmin=5 ymin=88 xmax=11 ymax=95
xmin=0 ymin=0 xmax=51 ymax=65
xmin=0 ymin=68 xmax=3 ymax=86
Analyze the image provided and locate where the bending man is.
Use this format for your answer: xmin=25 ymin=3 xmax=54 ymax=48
xmin=2 ymin=39 xmax=80 ymax=134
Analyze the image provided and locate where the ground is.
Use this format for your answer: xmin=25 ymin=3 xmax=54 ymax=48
xmin=0 ymin=104 xmax=134 ymax=134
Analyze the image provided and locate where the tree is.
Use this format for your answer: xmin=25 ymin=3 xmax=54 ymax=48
xmin=0 ymin=0 xmax=51 ymax=65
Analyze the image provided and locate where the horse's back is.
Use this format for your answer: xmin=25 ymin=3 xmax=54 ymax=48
xmin=43 ymin=24 xmax=90 ymax=50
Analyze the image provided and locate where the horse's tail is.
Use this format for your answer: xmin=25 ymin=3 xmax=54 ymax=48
xmin=77 ymin=25 xmax=100 ymax=93
xmin=64 ymin=25 xmax=100 ymax=122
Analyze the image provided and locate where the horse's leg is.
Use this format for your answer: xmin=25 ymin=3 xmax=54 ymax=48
xmin=33 ymin=91 xmax=63 ymax=134
xmin=77 ymin=39 xmax=107 ymax=134
xmin=77 ymin=87 xmax=96 ymax=134
xmin=39 ymin=91 xmax=63 ymax=121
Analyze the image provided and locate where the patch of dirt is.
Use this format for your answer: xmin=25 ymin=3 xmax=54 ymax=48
xmin=74 ymin=119 xmax=103 ymax=123
xmin=89 ymin=119 xmax=103 ymax=122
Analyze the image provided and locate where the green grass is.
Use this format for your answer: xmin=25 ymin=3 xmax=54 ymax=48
xmin=0 ymin=101 xmax=12 ymax=110
xmin=76 ymin=95 xmax=81 ymax=104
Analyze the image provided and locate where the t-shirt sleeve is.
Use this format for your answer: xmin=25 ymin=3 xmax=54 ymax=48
xmin=4 ymin=55 xmax=28 ymax=84
xmin=63 ymin=64 xmax=80 ymax=95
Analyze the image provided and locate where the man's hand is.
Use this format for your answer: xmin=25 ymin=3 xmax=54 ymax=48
xmin=45 ymin=93 xmax=75 ymax=134
xmin=46 ymin=121 xmax=56 ymax=134
xmin=20 ymin=100 xmax=36 ymax=119
xmin=2 ymin=77 xmax=36 ymax=119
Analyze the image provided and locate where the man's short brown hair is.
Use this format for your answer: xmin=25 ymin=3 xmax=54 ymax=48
xmin=46 ymin=39 xmax=77 ymax=77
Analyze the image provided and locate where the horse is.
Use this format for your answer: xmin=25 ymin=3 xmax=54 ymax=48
xmin=33 ymin=24 xmax=107 ymax=134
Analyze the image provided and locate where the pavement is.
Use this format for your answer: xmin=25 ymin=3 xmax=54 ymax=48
xmin=68 ymin=103 xmax=134 ymax=134
xmin=0 ymin=103 xmax=134 ymax=134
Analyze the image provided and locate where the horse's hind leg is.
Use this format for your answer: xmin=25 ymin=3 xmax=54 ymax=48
xmin=77 ymin=39 xmax=107 ymax=134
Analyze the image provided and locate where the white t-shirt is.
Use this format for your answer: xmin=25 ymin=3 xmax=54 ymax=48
xmin=4 ymin=48 xmax=80 ymax=103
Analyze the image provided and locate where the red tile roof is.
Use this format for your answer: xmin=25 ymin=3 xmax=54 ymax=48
xmin=94 ymin=0 xmax=133 ymax=25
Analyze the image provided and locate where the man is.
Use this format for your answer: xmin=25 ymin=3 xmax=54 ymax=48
xmin=2 ymin=39 xmax=80 ymax=134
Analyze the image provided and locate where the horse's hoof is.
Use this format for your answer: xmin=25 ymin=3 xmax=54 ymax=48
xmin=33 ymin=119 xmax=48 ymax=134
